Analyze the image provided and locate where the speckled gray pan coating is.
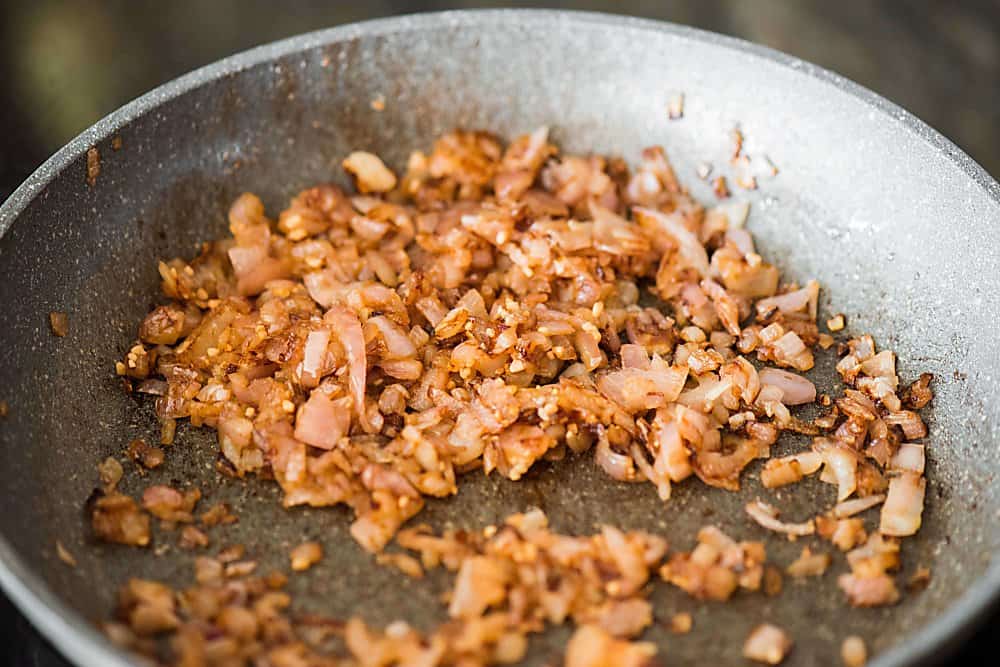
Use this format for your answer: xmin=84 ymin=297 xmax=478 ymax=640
xmin=0 ymin=10 xmax=997 ymax=667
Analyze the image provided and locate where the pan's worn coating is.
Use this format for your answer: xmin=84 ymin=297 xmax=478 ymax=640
xmin=0 ymin=10 xmax=998 ymax=667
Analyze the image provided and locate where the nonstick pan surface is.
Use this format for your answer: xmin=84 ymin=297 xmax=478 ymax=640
xmin=0 ymin=11 xmax=998 ymax=667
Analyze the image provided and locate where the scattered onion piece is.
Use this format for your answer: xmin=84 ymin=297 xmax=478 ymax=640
xmin=786 ymin=547 xmax=831 ymax=578
xmin=889 ymin=443 xmax=925 ymax=474
xmin=880 ymin=472 xmax=925 ymax=537
xmin=759 ymin=368 xmax=816 ymax=405
xmin=746 ymin=500 xmax=815 ymax=537
xmin=841 ymin=636 xmax=867 ymax=667
xmin=833 ymin=494 xmax=886 ymax=518
xmin=634 ymin=206 xmax=710 ymax=277
xmin=743 ymin=623 xmax=793 ymax=665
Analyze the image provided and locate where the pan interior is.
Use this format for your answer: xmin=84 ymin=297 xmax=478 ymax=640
xmin=0 ymin=14 xmax=997 ymax=667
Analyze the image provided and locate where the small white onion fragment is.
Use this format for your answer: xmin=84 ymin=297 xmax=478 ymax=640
xmin=833 ymin=494 xmax=886 ymax=518
xmin=889 ymin=443 xmax=925 ymax=474
xmin=760 ymin=451 xmax=822 ymax=489
xmin=634 ymin=206 xmax=710 ymax=277
xmin=746 ymin=500 xmax=815 ymax=536
xmin=880 ymin=472 xmax=925 ymax=536
xmin=815 ymin=440 xmax=858 ymax=502
xmin=758 ymin=368 xmax=816 ymax=405
xmin=786 ymin=547 xmax=831 ymax=578
xmin=842 ymin=635 xmax=868 ymax=667
xmin=342 ymin=151 xmax=397 ymax=193
xmin=565 ymin=624 xmax=657 ymax=667
xmin=743 ymin=623 xmax=793 ymax=664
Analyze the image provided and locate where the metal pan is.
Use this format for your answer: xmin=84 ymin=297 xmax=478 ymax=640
xmin=0 ymin=10 xmax=997 ymax=667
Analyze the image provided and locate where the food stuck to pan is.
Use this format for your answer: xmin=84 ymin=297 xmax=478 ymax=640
xmin=96 ymin=127 xmax=933 ymax=666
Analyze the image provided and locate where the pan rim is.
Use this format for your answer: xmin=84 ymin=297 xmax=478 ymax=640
xmin=0 ymin=9 xmax=997 ymax=667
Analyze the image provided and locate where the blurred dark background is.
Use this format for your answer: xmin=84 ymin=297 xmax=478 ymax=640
xmin=1 ymin=1 xmax=997 ymax=664
xmin=2 ymin=0 xmax=1000 ymax=203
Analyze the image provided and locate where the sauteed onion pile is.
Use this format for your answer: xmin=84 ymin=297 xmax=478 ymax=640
xmin=98 ymin=127 xmax=933 ymax=666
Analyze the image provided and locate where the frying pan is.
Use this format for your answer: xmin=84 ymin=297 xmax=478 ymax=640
xmin=0 ymin=10 xmax=998 ymax=667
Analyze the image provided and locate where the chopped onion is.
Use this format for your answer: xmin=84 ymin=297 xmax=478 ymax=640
xmin=634 ymin=206 xmax=710 ymax=276
xmin=838 ymin=572 xmax=900 ymax=607
xmin=756 ymin=287 xmax=810 ymax=316
xmin=758 ymin=451 xmax=820 ymax=489
xmin=324 ymin=306 xmax=372 ymax=432
xmin=884 ymin=411 xmax=927 ymax=440
xmin=677 ymin=375 xmax=734 ymax=412
xmin=700 ymin=278 xmax=742 ymax=336
xmin=294 ymin=391 xmax=351 ymax=450
xmin=786 ymin=547 xmax=831 ymax=578
xmin=792 ymin=451 xmax=824 ymax=474
xmin=859 ymin=350 xmax=896 ymax=379
xmin=714 ymin=200 xmax=751 ymax=229
xmin=303 ymin=269 xmax=344 ymax=308
xmin=591 ymin=204 xmax=650 ymax=256
xmin=814 ymin=440 xmax=858 ymax=501
xmin=620 ymin=344 xmax=651 ymax=370
xmin=135 ymin=379 xmax=168 ymax=396
xmin=597 ymin=357 xmax=688 ymax=412
xmin=841 ymin=636 xmax=868 ymax=667
xmin=833 ymin=494 xmax=886 ymax=518
xmin=366 ymin=315 xmax=417 ymax=359
xmin=880 ymin=472 xmax=925 ymax=536
xmin=652 ymin=418 xmax=692 ymax=486
xmin=566 ymin=625 xmax=657 ymax=667
xmin=595 ymin=434 xmax=638 ymax=482
xmin=342 ymin=151 xmax=397 ymax=193
xmin=300 ymin=329 xmax=331 ymax=388
xmin=725 ymin=227 xmax=755 ymax=256
xmin=745 ymin=500 xmax=815 ymax=536
xmin=889 ymin=443 xmax=925 ymax=474
xmin=759 ymin=368 xmax=816 ymax=405
xmin=116 ymin=128 xmax=941 ymax=611
xmin=743 ymin=623 xmax=793 ymax=665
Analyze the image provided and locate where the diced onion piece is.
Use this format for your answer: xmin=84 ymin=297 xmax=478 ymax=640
xmin=743 ymin=623 xmax=793 ymax=665
xmin=448 ymin=556 xmax=508 ymax=619
xmin=880 ymin=472 xmax=925 ymax=537
xmin=565 ymin=625 xmax=657 ymax=667
xmin=838 ymin=573 xmax=900 ymax=607
xmin=726 ymin=227 xmax=754 ymax=255
xmin=833 ymin=494 xmax=886 ymax=518
xmin=815 ymin=441 xmax=858 ymax=501
xmin=300 ymin=330 xmax=331 ymax=388
xmin=841 ymin=636 xmax=867 ymax=667
xmin=620 ymin=344 xmax=650 ymax=370
xmin=759 ymin=368 xmax=816 ymax=405
xmin=342 ymin=151 xmax=397 ymax=193
xmin=294 ymin=392 xmax=351 ymax=450
xmin=324 ymin=306 xmax=372 ymax=432
xmin=786 ymin=547 xmax=831 ymax=578
xmin=591 ymin=204 xmax=651 ymax=256
xmin=889 ymin=443 xmax=925 ymax=474
xmin=884 ymin=410 xmax=927 ymax=440
xmin=367 ymin=315 xmax=417 ymax=359
xmin=760 ymin=450 xmax=822 ymax=488
xmin=760 ymin=458 xmax=803 ymax=489
xmin=653 ymin=419 xmax=692 ymax=485
xmin=746 ymin=500 xmax=815 ymax=536
xmin=756 ymin=287 xmax=809 ymax=316
xmin=595 ymin=436 xmax=638 ymax=482
xmin=793 ymin=451 xmax=824 ymax=475
xmin=634 ymin=206 xmax=710 ymax=277
xmin=859 ymin=350 xmax=895 ymax=379
xmin=716 ymin=200 xmax=750 ymax=229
